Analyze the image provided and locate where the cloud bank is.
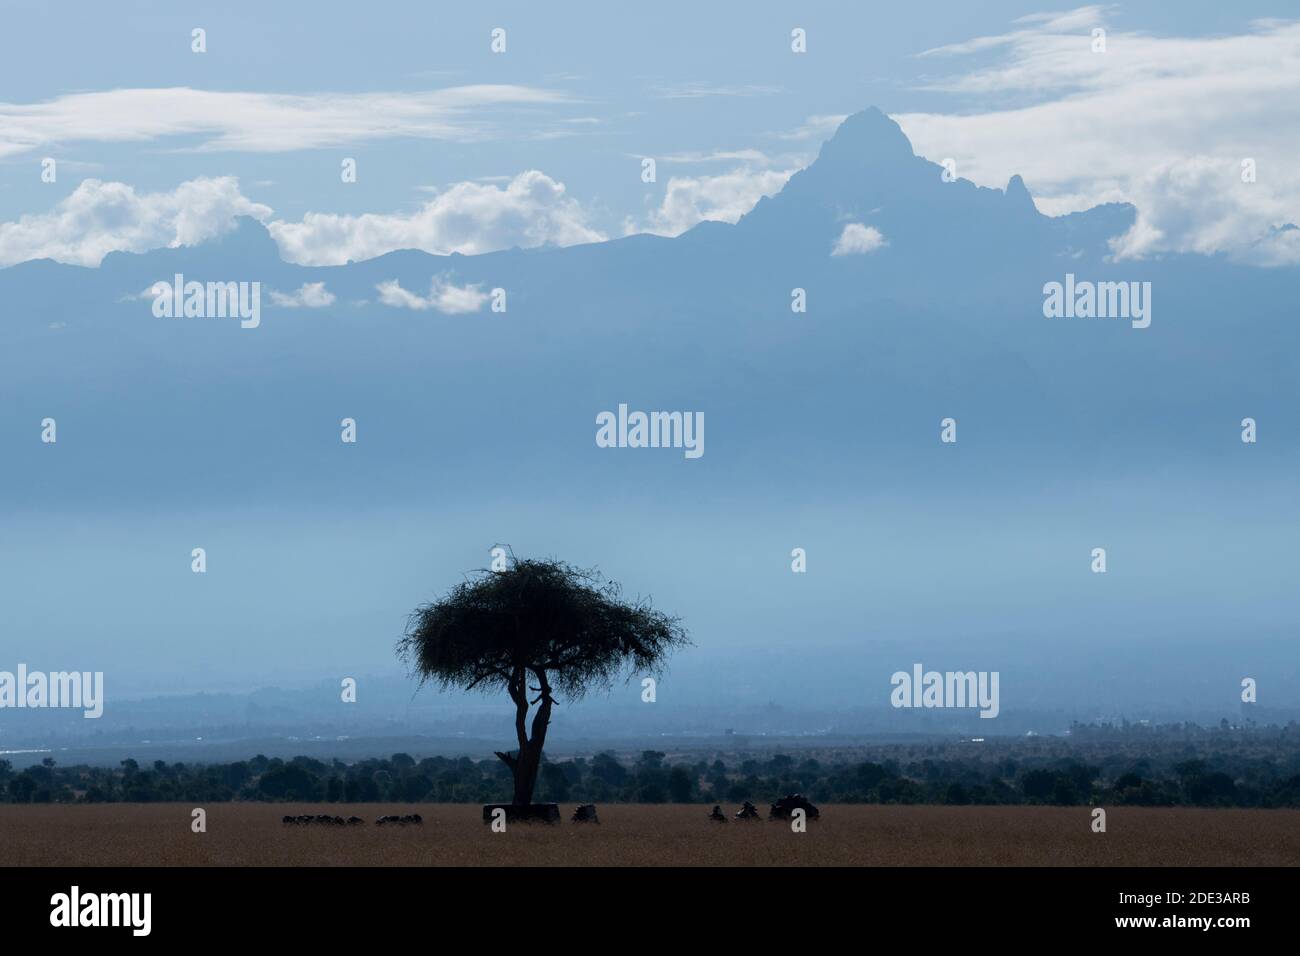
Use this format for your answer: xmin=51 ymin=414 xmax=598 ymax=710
xmin=269 ymin=170 xmax=605 ymax=265
xmin=895 ymin=7 xmax=1300 ymax=263
xmin=639 ymin=166 xmax=795 ymax=236
xmin=0 ymin=172 xmax=604 ymax=268
xmin=0 ymin=85 xmax=576 ymax=157
xmin=0 ymin=177 xmax=271 ymax=267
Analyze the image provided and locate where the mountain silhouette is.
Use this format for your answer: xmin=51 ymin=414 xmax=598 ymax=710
xmin=730 ymin=107 xmax=1133 ymax=266
xmin=3 ymin=108 xmax=1297 ymax=714
xmin=1 ymin=106 xmax=1296 ymax=514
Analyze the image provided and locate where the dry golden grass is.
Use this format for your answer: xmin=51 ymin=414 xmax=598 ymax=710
xmin=3 ymin=803 xmax=1297 ymax=866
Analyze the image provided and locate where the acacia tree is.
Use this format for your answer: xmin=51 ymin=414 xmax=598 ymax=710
xmin=398 ymin=557 xmax=689 ymax=806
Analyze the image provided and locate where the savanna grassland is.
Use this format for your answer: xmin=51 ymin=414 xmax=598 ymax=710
xmin=4 ymin=804 xmax=1298 ymax=866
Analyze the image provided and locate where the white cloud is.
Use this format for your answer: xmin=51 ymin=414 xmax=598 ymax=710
xmin=779 ymin=114 xmax=849 ymax=141
xmin=117 ymin=286 xmax=159 ymax=302
xmin=376 ymin=276 xmax=489 ymax=314
xmin=269 ymin=170 xmax=605 ymax=265
xmin=895 ymin=9 xmax=1300 ymax=263
xmin=0 ymin=176 xmax=271 ymax=267
xmin=917 ymin=6 xmax=1108 ymax=64
xmin=659 ymin=149 xmax=773 ymax=165
xmin=0 ymin=170 xmax=604 ymax=268
xmin=650 ymin=83 xmax=783 ymax=99
xmin=269 ymin=282 xmax=336 ymax=308
xmin=0 ymin=85 xmax=577 ymax=157
xmin=831 ymin=223 xmax=887 ymax=256
xmin=638 ymin=167 xmax=795 ymax=236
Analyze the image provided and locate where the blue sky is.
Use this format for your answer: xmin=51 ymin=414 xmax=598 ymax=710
xmin=3 ymin=2 xmax=1299 ymax=266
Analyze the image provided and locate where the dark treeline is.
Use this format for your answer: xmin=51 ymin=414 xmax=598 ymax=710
xmin=5 ymin=722 xmax=1300 ymax=808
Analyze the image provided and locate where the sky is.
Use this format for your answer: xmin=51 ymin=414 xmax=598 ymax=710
xmin=2 ymin=2 xmax=1298 ymax=724
xmin=2 ymin=2 xmax=1300 ymax=266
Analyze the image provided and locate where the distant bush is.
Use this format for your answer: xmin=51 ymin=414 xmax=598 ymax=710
xmin=5 ymin=722 xmax=1299 ymax=808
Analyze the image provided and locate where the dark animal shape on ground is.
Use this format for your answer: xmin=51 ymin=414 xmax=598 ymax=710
xmin=769 ymin=794 xmax=820 ymax=821
xmin=376 ymin=814 xmax=424 ymax=826
xmin=735 ymin=802 xmax=762 ymax=820
xmin=708 ymin=805 xmax=727 ymax=822
xmin=283 ymin=814 xmax=351 ymax=826
xmin=571 ymin=804 xmax=599 ymax=823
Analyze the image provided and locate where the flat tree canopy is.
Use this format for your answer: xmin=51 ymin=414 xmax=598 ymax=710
xmin=398 ymin=556 xmax=690 ymax=805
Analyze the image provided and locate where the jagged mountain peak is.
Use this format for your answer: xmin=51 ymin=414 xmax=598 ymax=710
xmin=732 ymin=108 xmax=1137 ymax=258
xmin=816 ymin=106 xmax=917 ymax=168
xmin=1005 ymin=174 xmax=1035 ymax=210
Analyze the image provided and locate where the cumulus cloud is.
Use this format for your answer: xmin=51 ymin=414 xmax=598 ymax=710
xmin=269 ymin=282 xmax=336 ymax=308
xmin=0 ymin=171 xmax=604 ymax=268
xmin=0 ymin=163 xmax=785 ymax=263
xmin=0 ymin=85 xmax=576 ymax=157
xmin=269 ymin=171 xmax=605 ymax=265
xmin=0 ymin=177 xmax=271 ymax=267
xmin=831 ymin=223 xmax=887 ymax=256
xmin=375 ymin=276 xmax=489 ymax=314
xmin=895 ymin=8 xmax=1300 ymax=263
xmin=638 ymin=167 xmax=795 ymax=236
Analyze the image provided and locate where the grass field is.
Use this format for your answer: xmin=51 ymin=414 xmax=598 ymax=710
xmin=4 ymin=804 xmax=1299 ymax=866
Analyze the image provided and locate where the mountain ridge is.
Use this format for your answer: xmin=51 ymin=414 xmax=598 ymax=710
xmin=0 ymin=107 xmax=1144 ymax=275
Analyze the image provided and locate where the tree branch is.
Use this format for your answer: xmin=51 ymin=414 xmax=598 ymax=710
xmin=466 ymin=666 xmax=510 ymax=692
xmin=529 ymin=667 xmax=554 ymax=742
xmin=510 ymin=666 xmax=529 ymax=751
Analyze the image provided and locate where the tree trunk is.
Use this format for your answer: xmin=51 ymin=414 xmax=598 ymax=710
xmin=513 ymin=742 xmax=542 ymax=805
xmin=494 ymin=666 xmax=554 ymax=806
